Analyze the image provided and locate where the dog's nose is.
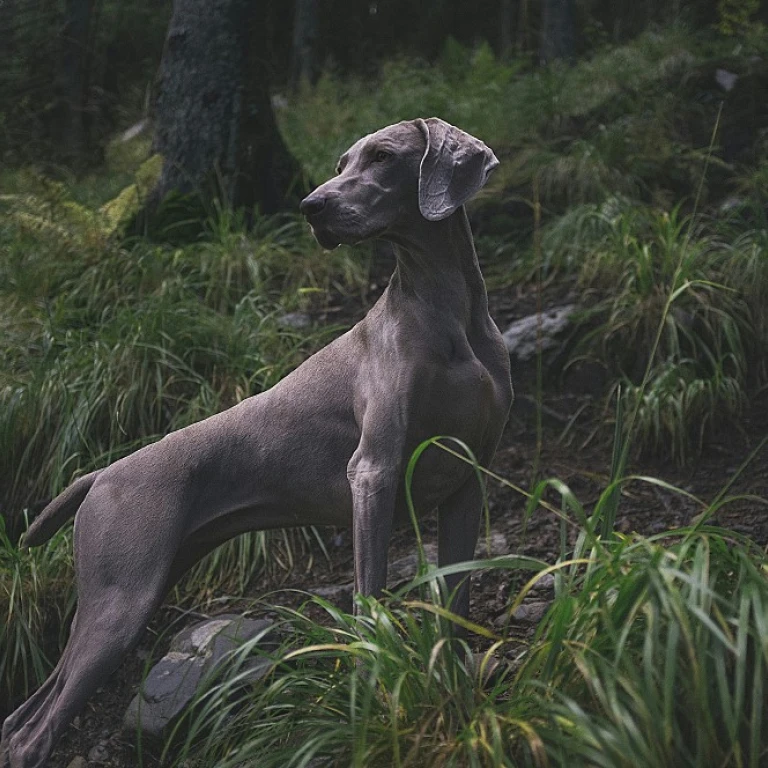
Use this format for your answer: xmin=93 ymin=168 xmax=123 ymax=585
xmin=300 ymin=195 xmax=327 ymax=217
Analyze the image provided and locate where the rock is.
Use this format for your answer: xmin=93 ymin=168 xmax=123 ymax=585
xmin=474 ymin=531 xmax=508 ymax=558
xmin=87 ymin=744 xmax=109 ymax=763
xmin=65 ymin=758 xmax=87 ymax=768
xmin=386 ymin=544 xmax=437 ymax=587
xmin=715 ymin=68 xmax=738 ymax=92
xmin=124 ymin=615 xmax=277 ymax=741
xmin=311 ymin=544 xmax=439 ymax=606
xmin=277 ymin=311 xmax=312 ymax=329
xmin=494 ymin=612 xmax=511 ymax=629
xmin=511 ymin=600 xmax=551 ymax=624
xmin=495 ymin=599 xmax=552 ymax=627
xmin=502 ymin=304 xmax=577 ymax=361
xmin=529 ymin=572 xmax=555 ymax=594
xmin=311 ymin=583 xmax=353 ymax=612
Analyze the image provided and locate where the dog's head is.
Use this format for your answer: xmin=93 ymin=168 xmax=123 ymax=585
xmin=300 ymin=118 xmax=499 ymax=249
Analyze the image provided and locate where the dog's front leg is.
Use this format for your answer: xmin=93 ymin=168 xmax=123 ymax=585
xmin=347 ymin=450 xmax=399 ymax=607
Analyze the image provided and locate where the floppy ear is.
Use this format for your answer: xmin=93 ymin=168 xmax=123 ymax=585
xmin=416 ymin=117 xmax=499 ymax=222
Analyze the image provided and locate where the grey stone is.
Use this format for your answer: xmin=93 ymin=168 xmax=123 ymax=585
xmin=502 ymin=304 xmax=577 ymax=361
xmin=494 ymin=612 xmax=511 ymax=629
xmin=65 ymin=758 xmax=87 ymax=768
xmin=311 ymin=544 xmax=439 ymax=606
xmin=511 ymin=600 xmax=551 ymax=624
xmin=124 ymin=615 xmax=276 ymax=741
xmin=715 ymin=68 xmax=738 ymax=92
xmin=277 ymin=311 xmax=312 ymax=329
xmin=312 ymin=583 xmax=353 ymax=611
xmin=386 ymin=544 xmax=437 ymax=587
xmin=529 ymin=572 xmax=555 ymax=594
xmin=474 ymin=530 xmax=508 ymax=558
xmin=87 ymin=744 xmax=109 ymax=763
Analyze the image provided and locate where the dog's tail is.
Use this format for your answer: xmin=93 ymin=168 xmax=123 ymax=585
xmin=21 ymin=470 xmax=102 ymax=548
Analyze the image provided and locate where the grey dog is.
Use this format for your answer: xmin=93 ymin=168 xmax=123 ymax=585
xmin=1 ymin=117 xmax=513 ymax=768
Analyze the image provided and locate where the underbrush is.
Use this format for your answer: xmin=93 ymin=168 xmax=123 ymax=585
xmin=156 ymin=471 xmax=768 ymax=768
xmin=546 ymin=196 xmax=766 ymax=463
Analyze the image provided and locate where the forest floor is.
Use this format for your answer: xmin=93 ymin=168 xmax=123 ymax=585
xmin=46 ymin=280 xmax=768 ymax=768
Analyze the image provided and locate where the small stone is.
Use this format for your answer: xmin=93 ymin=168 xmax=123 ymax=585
xmin=715 ymin=68 xmax=738 ymax=92
xmin=494 ymin=612 xmax=510 ymax=629
xmin=474 ymin=531 xmax=508 ymax=558
xmin=87 ymin=744 xmax=109 ymax=763
xmin=386 ymin=544 xmax=437 ymax=587
xmin=529 ymin=573 xmax=555 ymax=593
xmin=502 ymin=304 xmax=577 ymax=361
xmin=511 ymin=600 xmax=551 ymax=624
xmin=65 ymin=758 xmax=87 ymax=768
xmin=277 ymin=312 xmax=312 ymax=329
xmin=312 ymin=583 xmax=353 ymax=611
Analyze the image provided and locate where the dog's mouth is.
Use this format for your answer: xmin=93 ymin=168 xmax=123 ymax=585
xmin=308 ymin=223 xmax=342 ymax=250
xmin=303 ymin=204 xmax=389 ymax=250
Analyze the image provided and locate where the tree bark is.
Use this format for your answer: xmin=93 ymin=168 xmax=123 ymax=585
xmin=291 ymin=0 xmax=320 ymax=88
xmin=539 ymin=0 xmax=575 ymax=65
xmin=151 ymin=0 xmax=306 ymax=216
xmin=499 ymin=0 xmax=515 ymax=59
xmin=53 ymin=0 xmax=93 ymax=160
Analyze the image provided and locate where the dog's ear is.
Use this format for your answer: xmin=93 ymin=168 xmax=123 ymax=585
xmin=416 ymin=117 xmax=499 ymax=222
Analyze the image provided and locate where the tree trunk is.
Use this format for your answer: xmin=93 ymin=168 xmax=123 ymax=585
xmin=0 ymin=0 xmax=14 ymax=60
xmin=539 ymin=0 xmax=575 ymax=65
xmin=499 ymin=0 xmax=515 ymax=59
xmin=151 ymin=0 xmax=306 ymax=216
xmin=53 ymin=0 xmax=93 ymax=160
xmin=291 ymin=0 xmax=320 ymax=88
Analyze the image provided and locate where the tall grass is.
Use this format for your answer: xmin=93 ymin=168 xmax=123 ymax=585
xmin=156 ymin=493 xmax=768 ymax=767
xmin=542 ymin=196 xmax=764 ymax=463
xmin=0 ymin=519 xmax=74 ymax=716
xmin=2 ymin=24 xmax=766 ymax=735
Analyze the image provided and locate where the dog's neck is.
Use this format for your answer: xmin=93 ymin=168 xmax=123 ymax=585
xmin=383 ymin=207 xmax=489 ymax=327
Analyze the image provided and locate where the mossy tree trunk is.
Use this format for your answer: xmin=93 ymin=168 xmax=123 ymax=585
xmin=151 ymin=0 xmax=306 ymax=216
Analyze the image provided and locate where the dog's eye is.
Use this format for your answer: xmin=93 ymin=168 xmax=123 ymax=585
xmin=374 ymin=150 xmax=391 ymax=163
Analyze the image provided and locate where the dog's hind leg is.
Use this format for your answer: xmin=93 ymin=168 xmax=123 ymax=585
xmin=2 ymin=583 xmax=167 ymax=768
xmin=437 ymin=476 xmax=485 ymax=621
xmin=2 ymin=488 xmax=177 ymax=768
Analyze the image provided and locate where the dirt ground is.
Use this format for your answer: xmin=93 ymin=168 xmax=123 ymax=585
xmin=33 ymin=283 xmax=768 ymax=767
